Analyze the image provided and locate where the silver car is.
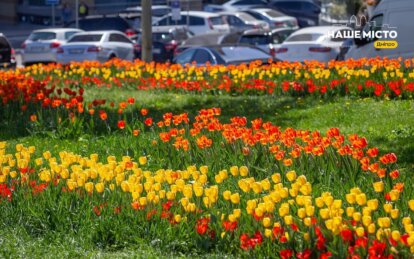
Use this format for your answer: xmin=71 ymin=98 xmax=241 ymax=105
xmin=22 ymin=28 xmax=83 ymax=65
xmin=220 ymin=12 xmax=269 ymax=33
xmin=56 ymin=31 xmax=135 ymax=64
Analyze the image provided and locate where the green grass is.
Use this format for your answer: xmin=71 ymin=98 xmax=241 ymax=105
xmin=1 ymin=89 xmax=413 ymax=257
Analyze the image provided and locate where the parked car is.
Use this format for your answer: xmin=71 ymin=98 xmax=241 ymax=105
xmin=175 ymin=32 xmax=242 ymax=56
xmin=153 ymin=11 xmax=230 ymax=35
xmin=244 ymin=8 xmax=298 ymax=30
xmin=173 ymin=45 xmax=274 ymax=66
xmin=268 ymin=0 xmax=321 ymax=27
xmin=238 ymin=28 xmax=296 ymax=57
xmin=204 ymin=0 xmax=268 ymax=12
xmin=64 ymin=15 xmax=139 ymax=41
xmin=220 ymin=12 xmax=269 ymax=33
xmin=21 ymin=28 xmax=83 ymax=66
xmin=0 ymin=33 xmax=16 ymax=69
xmin=56 ymin=31 xmax=135 ymax=64
xmin=135 ymin=26 xmax=191 ymax=62
xmin=274 ymin=26 xmax=351 ymax=62
xmin=346 ymin=0 xmax=414 ymax=60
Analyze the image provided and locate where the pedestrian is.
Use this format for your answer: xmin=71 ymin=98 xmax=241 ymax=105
xmin=61 ymin=3 xmax=72 ymax=26
xmin=79 ymin=1 xmax=89 ymax=18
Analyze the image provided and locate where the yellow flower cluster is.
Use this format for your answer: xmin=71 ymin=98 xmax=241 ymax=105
xmin=1 ymin=141 xmax=414 ymax=253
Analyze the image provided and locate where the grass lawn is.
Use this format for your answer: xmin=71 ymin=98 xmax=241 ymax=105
xmin=1 ymin=88 xmax=413 ymax=257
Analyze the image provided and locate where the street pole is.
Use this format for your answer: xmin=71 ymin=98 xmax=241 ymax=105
xmin=75 ymin=0 xmax=79 ymax=28
xmin=141 ymin=0 xmax=152 ymax=62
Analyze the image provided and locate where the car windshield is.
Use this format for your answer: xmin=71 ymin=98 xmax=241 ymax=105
xmin=286 ymin=33 xmax=323 ymax=42
xmin=214 ymin=46 xmax=270 ymax=62
xmin=29 ymin=32 xmax=57 ymax=41
xmin=240 ymin=35 xmax=270 ymax=45
xmin=237 ymin=13 xmax=257 ymax=21
xmin=68 ymin=34 xmax=103 ymax=42
xmin=264 ymin=10 xmax=285 ymax=18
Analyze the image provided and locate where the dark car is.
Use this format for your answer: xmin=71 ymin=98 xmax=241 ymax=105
xmin=64 ymin=15 xmax=139 ymax=41
xmin=0 ymin=34 xmax=16 ymax=69
xmin=173 ymin=45 xmax=274 ymax=66
xmin=135 ymin=26 xmax=191 ymax=62
xmin=268 ymin=0 xmax=321 ymax=27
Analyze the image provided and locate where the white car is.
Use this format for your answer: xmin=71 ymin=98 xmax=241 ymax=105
xmin=204 ymin=0 xmax=268 ymax=12
xmin=22 ymin=28 xmax=83 ymax=65
xmin=152 ymin=11 xmax=230 ymax=35
xmin=56 ymin=31 xmax=135 ymax=64
xmin=244 ymin=9 xmax=299 ymax=30
xmin=275 ymin=26 xmax=351 ymax=62
xmin=346 ymin=0 xmax=414 ymax=60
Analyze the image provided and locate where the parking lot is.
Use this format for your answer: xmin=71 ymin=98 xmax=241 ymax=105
xmin=0 ymin=0 xmax=410 ymax=68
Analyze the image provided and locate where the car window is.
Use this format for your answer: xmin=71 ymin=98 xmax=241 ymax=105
xmin=109 ymin=33 xmax=132 ymax=43
xmin=209 ymin=16 xmax=224 ymax=25
xmin=264 ymin=10 xmax=285 ymax=18
xmin=225 ymin=15 xmax=244 ymax=26
xmin=193 ymin=49 xmax=213 ymax=64
xmin=29 ymin=32 xmax=57 ymax=41
xmin=237 ymin=13 xmax=256 ymax=22
xmin=240 ymin=35 xmax=270 ymax=45
xmin=234 ymin=0 xmax=259 ymax=5
xmin=286 ymin=33 xmax=323 ymax=42
xmin=65 ymin=31 xmax=79 ymax=40
xmin=246 ymin=11 xmax=265 ymax=21
xmin=176 ymin=49 xmax=196 ymax=64
xmin=190 ymin=16 xmax=205 ymax=26
xmin=69 ymin=34 xmax=103 ymax=42
xmin=276 ymin=30 xmax=295 ymax=42
xmin=0 ymin=37 xmax=10 ymax=49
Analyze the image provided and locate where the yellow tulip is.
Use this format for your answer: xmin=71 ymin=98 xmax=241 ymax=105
xmin=263 ymin=217 xmax=272 ymax=227
xmin=230 ymin=193 xmax=240 ymax=204
xmin=84 ymin=182 xmax=94 ymax=193
xmin=356 ymin=227 xmax=365 ymax=237
xmin=239 ymin=166 xmax=249 ymax=177
xmin=138 ymin=156 xmax=147 ymax=165
xmin=373 ymin=181 xmax=384 ymax=192
xmin=286 ymin=170 xmax=296 ymax=182
xmin=271 ymin=173 xmax=281 ymax=183
xmin=409 ymin=200 xmax=414 ymax=211
xmin=95 ymin=182 xmax=104 ymax=193
xmin=230 ymin=166 xmax=239 ymax=176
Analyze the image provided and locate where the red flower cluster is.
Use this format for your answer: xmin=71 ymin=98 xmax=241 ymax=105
xmin=240 ymin=231 xmax=263 ymax=250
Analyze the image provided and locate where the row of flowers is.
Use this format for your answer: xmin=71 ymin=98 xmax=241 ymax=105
xmin=0 ymin=138 xmax=413 ymax=257
xmin=2 ymin=58 xmax=414 ymax=101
